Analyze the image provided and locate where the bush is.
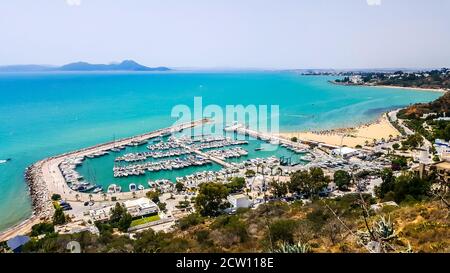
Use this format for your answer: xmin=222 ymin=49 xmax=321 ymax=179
xmin=31 ymin=222 xmax=55 ymax=237
xmin=269 ymin=219 xmax=298 ymax=244
xmin=51 ymin=194 xmax=61 ymax=201
xmin=245 ymin=169 xmax=256 ymax=177
xmin=178 ymin=213 xmax=204 ymax=230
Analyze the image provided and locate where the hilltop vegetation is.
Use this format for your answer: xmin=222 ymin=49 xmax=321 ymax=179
xmin=3 ymin=165 xmax=447 ymax=254
xmin=335 ymin=68 xmax=450 ymax=90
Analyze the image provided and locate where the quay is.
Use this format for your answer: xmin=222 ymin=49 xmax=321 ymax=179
xmin=224 ymin=123 xmax=340 ymax=149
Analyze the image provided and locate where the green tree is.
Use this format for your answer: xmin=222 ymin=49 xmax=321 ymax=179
xmin=290 ymin=137 xmax=298 ymax=142
xmin=117 ymin=212 xmax=132 ymax=232
xmin=51 ymin=194 xmax=61 ymax=201
xmin=333 ymin=170 xmax=352 ymax=191
xmin=158 ymin=202 xmax=167 ymax=212
xmin=375 ymin=168 xmax=395 ymax=199
xmin=110 ymin=202 xmax=126 ymax=222
xmin=195 ymin=182 xmax=230 ymax=217
xmin=289 ymin=168 xmax=329 ymax=196
xmin=31 ymin=222 xmax=55 ymax=236
xmin=226 ymin=177 xmax=246 ymax=193
xmin=175 ymin=182 xmax=185 ymax=192
xmin=245 ymin=169 xmax=256 ymax=177
xmin=52 ymin=207 xmax=67 ymax=225
xmin=146 ymin=190 xmax=161 ymax=204
xmin=269 ymin=180 xmax=288 ymax=198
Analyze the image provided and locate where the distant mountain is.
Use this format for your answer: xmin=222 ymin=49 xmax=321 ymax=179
xmin=0 ymin=60 xmax=170 ymax=72
xmin=58 ymin=60 xmax=170 ymax=71
xmin=0 ymin=64 xmax=54 ymax=72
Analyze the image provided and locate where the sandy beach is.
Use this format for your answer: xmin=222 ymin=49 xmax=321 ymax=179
xmin=280 ymin=113 xmax=401 ymax=148
xmin=363 ymin=84 xmax=447 ymax=93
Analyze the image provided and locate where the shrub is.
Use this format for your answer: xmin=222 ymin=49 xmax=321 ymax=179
xmin=178 ymin=213 xmax=204 ymax=230
xmin=269 ymin=219 xmax=298 ymax=244
xmin=51 ymin=194 xmax=61 ymax=201
xmin=31 ymin=222 xmax=55 ymax=237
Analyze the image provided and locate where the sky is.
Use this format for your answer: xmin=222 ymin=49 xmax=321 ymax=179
xmin=0 ymin=0 xmax=449 ymax=69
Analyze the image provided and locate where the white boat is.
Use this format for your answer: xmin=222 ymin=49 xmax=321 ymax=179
xmin=148 ymin=180 xmax=155 ymax=188
xmin=92 ymin=186 xmax=103 ymax=193
xmin=138 ymin=184 xmax=145 ymax=191
xmin=129 ymin=183 xmax=137 ymax=192
xmin=107 ymin=184 xmax=117 ymax=194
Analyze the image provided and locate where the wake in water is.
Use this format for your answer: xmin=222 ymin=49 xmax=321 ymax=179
xmin=0 ymin=158 xmax=11 ymax=164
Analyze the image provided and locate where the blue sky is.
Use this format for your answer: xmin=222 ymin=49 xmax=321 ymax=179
xmin=0 ymin=0 xmax=449 ymax=69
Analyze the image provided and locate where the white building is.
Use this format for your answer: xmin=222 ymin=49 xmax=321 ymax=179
xmin=227 ymin=194 xmax=252 ymax=209
xmin=434 ymin=139 xmax=450 ymax=160
xmin=331 ymin=147 xmax=358 ymax=158
xmin=349 ymin=75 xmax=363 ymax=84
xmin=123 ymin=197 xmax=159 ymax=218
xmin=89 ymin=205 xmax=115 ymax=222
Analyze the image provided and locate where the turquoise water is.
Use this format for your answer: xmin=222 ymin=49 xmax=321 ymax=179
xmin=76 ymin=134 xmax=308 ymax=192
xmin=0 ymin=72 xmax=442 ymax=231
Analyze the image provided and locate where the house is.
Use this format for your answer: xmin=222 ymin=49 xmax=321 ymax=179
xmin=434 ymin=161 xmax=450 ymax=183
xmin=7 ymin=235 xmax=30 ymax=253
xmin=415 ymin=162 xmax=450 ymax=183
xmin=123 ymin=197 xmax=159 ymax=218
xmin=227 ymin=194 xmax=252 ymax=209
xmin=434 ymin=139 xmax=450 ymax=160
xmin=349 ymin=75 xmax=363 ymax=84
xmin=89 ymin=205 xmax=114 ymax=222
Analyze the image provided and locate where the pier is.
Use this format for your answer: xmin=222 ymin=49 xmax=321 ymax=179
xmin=224 ymin=123 xmax=340 ymax=150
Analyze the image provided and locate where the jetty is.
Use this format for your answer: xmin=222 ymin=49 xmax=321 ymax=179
xmin=224 ymin=123 xmax=339 ymax=150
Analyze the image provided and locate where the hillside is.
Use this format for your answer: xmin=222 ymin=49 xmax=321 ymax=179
xmin=399 ymin=92 xmax=450 ymax=119
xmin=6 ymin=197 xmax=448 ymax=253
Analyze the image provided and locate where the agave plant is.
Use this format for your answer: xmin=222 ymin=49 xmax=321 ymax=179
xmin=272 ymin=241 xmax=311 ymax=253
xmin=373 ymin=215 xmax=396 ymax=241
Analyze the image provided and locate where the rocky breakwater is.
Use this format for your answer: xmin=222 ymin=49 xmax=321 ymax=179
xmin=24 ymin=160 xmax=54 ymax=221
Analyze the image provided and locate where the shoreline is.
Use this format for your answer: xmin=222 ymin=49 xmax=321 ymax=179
xmin=366 ymin=84 xmax=447 ymax=93
xmin=329 ymin=80 xmax=448 ymax=93
xmin=0 ymin=119 xmax=209 ymax=241
xmin=279 ymin=111 xmax=401 ymax=148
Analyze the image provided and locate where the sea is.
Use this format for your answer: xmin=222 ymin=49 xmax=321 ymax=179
xmin=0 ymin=71 xmax=442 ymax=231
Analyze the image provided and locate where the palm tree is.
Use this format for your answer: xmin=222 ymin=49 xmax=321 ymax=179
xmin=89 ymin=194 xmax=93 ymax=202
xmin=132 ymin=191 xmax=136 ymax=199
xmin=388 ymin=134 xmax=393 ymax=142
xmin=102 ymin=193 xmax=107 ymax=201
xmin=277 ymin=167 xmax=283 ymax=182
xmin=365 ymin=140 xmax=369 ymax=146
xmin=75 ymin=193 xmax=80 ymax=201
